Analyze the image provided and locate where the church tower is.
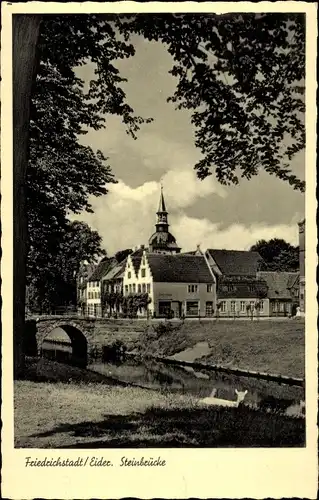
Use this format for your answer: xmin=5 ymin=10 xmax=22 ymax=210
xmin=148 ymin=185 xmax=181 ymax=254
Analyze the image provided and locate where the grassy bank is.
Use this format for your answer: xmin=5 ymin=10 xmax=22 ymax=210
xmin=14 ymin=360 xmax=304 ymax=449
xmin=135 ymin=319 xmax=305 ymax=378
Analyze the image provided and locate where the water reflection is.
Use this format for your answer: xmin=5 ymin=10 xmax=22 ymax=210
xmin=88 ymin=355 xmax=304 ymax=411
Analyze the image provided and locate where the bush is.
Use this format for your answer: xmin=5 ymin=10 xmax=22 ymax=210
xmin=152 ymin=321 xmax=175 ymax=337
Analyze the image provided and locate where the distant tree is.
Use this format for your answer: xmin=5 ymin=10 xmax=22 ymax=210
xmin=250 ymin=238 xmax=299 ymax=272
xmin=27 ymin=221 xmax=105 ymax=312
xmin=115 ymin=248 xmax=133 ymax=263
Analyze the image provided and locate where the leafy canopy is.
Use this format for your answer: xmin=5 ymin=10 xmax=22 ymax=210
xmin=27 ymin=15 xmax=152 ymax=294
xmin=27 ymin=220 xmax=106 ymax=312
xmin=117 ymin=13 xmax=305 ymax=191
xmin=250 ymin=238 xmax=299 ymax=272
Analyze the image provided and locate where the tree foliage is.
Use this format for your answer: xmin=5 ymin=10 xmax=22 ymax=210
xmin=101 ymin=290 xmax=151 ymax=318
xmin=27 ymin=220 xmax=105 ymax=312
xmin=250 ymin=238 xmax=299 ymax=272
xmin=27 ymin=15 xmax=152 ymax=283
xmin=115 ymin=248 xmax=133 ymax=263
xmin=117 ymin=13 xmax=305 ymax=190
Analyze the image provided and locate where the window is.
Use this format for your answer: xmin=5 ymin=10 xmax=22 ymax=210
xmin=147 ymin=283 xmax=151 ymax=293
xmin=272 ymin=302 xmax=278 ymax=312
xmin=250 ymin=301 xmax=255 ymax=310
xmin=159 ymin=301 xmax=171 ymax=317
xmin=128 ymin=271 xmax=131 ymax=279
xmin=227 ymin=285 xmax=234 ymax=292
xmin=186 ymin=301 xmax=199 ymax=316
xmin=207 ymin=284 xmax=213 ymax=293
xmin=220 ymin=301 xmax=226 ymax=312
xmin=206 ymin=302 xmax=214 ymax=317
xmin=240 ymin=301 xmax=245 ymax=312
xmin=142 ymin=283 xmax=146 ymax=293
xmin=125 ymin=285 xmax=128 ymax=294
xmin=248 ymin=285 xmax=254 ymax=292
xmin=230 ymin=301 xmax=236 ymax=313
xmin=94 ymin=291 xmax=98 ymax=299
xmin=188 ymin=284 xmax=198 ymax=293
xmin=132 ymin=284 xmax=136 ymax=293
xmin=141 ymin=268 xmax=146 ymax=277
xmin=259 ymin=300 xmax=264 ymax=311
xmin=279 ymin=302 xmax=285 ymax=312
xmin=138 ymin=284 xmax=141 ymax=293
xmin=129 ymin=284 xmax=132 ymax=293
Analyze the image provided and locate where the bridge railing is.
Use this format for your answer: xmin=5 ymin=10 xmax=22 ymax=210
xmin=26 ymin=306 xmax=79 ymax=317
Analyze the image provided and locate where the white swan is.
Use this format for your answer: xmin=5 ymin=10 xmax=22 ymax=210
xmin=199 ymin=388 xmax=248 ymax=408
xmin=285 ymin=400 xmax=305 ymax=417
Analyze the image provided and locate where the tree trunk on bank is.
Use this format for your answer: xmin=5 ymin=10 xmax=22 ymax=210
xmin=13 ymin=15 xmax=40 ymax=378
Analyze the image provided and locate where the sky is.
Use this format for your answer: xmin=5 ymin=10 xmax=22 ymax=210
xmin=74 ymin=35 xmax=305 ymax=256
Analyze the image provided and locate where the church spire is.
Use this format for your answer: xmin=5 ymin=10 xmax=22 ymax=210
xmin=148 ymin=182 xmax=181 ymax=254
xmin=157 ymin=183 xmax=167 ymax=214
xmin=156 ymin=183 xmax=168 ymax=229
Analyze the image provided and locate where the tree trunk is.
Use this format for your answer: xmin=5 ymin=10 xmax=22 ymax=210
xmin=13 ymin=15 xmax=41 ymax=378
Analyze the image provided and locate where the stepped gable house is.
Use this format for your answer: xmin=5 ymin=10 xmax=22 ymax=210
xmin=77 ymin=186 xmax=302 ymax=319
xmin=205 ymin=249 xmax=269 ymax=316
xmin=123 ymin=250 xmax=216 ymax=318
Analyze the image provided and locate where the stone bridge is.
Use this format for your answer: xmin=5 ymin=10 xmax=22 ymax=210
xmin=25 ymin=316 xmax=148 ymax=368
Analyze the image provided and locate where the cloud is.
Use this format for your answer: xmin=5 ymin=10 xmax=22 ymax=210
xmin=72 ymin=173 xmax=299 ymax=255
xmin=172 ymin=215 xmax=299 ymax=252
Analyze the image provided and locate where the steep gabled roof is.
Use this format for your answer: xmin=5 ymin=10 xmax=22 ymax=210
xmin=87 ymin=258 xmax=115 ymax=282
xmin=146 ymin=254 xmax=214 ymax=283
xmin=257 ymin=271 xmax=299 ymax=299
xmin=103 ymin=259 xmax=127 ymax=281
xmin=207 ymin=249 xmax=264 ymax=276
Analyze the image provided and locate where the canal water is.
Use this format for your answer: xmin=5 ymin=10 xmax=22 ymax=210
xmin=88 ymin=356 xmax=304 ymax=410
xmin=42 ymin=328 xmax=305 ymax=415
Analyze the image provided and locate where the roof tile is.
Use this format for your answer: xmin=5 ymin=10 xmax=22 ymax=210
xmin=207 ymin=249 xmax=264 ymax=276
xmin=257 ymin=271 xmax=299 ymax=299
xmin=147 ymin=254 xmax=213 ymax=283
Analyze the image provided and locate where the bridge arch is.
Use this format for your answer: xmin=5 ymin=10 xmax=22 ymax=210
xmin=37 ymin=321 xmax=90 ymax=368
